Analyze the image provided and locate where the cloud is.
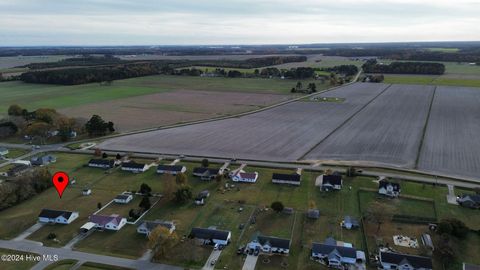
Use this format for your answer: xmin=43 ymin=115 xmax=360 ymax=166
xmin=0 ymin=0 xmax=479 ymax=45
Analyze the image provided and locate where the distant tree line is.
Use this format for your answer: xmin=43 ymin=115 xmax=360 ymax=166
xmin=23 ymin=55 xmax=126 ymax=69
xmin=362 ymin=59 xmax=445 ymax=75
xmin=322 ymin=65 xmax=359 ymax=76
xmin=0 ymin=168 xmax=52 ymax=210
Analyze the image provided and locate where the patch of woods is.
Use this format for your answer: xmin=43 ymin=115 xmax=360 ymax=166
xmin=0 ymin=167 xmax=52 ymax=211
xmin=362 ymin=59 xmax=445 ymax=75
xmin=127 ymin=183 xmax=154 ymax=221
xmin=18 ymin=55 xmax=307 ymax=85
xmin=323 ymin=48 xmax=480 ymax=63
xmin=0 ymin=104 xmax=115 ymax=142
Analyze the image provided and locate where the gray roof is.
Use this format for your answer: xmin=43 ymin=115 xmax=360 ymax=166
xmin=38 ymin=209 xmax=74 ymax=219
xmin=380 ymin=251 xmax=432 ymax=269
xmin=257 ymin=235 xmax=291 ymax=249
xmin=344 ymin=216 xmax=359 ymax=226
xmin=307 ymin=209 xmax=320 ymax=219
xmin=311 ymin=242 xmax=357 ymax=259
xmin=115 ymin=194 xmax=131 ymax=200
xmin=190 ymin=227 xmax=230 ymax=241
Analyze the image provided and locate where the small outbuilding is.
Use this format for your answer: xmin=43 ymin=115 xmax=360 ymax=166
xmin=307 ymin=209 xmax=320 ymax=219
xmin=341 ymin=216 xmax=360 ymax=230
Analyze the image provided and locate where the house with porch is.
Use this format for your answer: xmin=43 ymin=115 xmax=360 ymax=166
xmin=379 ymin=251 xmax=432 ymax=270
xmin=38 ymin=209 xmax=79 ymax=224
xmin=248 ymin=235 xmax=291 ymax=255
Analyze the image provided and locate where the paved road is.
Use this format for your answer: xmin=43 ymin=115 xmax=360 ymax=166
xmin=242 ymin=254 xmax=258 ymax=270
xmin=0 ymin=239 xmax=182 ymax=270
xmin=202 ymin=249 xmax=222 ymax=270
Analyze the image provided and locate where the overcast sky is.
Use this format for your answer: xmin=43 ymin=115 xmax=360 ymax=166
xmin=1 ymin=0 xmax=479 ymax=46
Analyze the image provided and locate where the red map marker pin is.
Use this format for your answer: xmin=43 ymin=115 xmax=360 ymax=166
xmin=52 ymin=172 xmax=69 ymax=198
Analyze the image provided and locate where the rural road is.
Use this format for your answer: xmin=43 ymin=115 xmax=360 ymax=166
xmin=0 ymin=239 xmax=181 ymax=270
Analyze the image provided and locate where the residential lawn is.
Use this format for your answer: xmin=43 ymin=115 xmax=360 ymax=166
xmin=78 ymin=261 xmax=134 ymax=270
xmin=0 ymin=248 xmax=39 ymax=270
xmin=3 ymin=148 xmax=29 ymax=159
xmin=43 ymin=259 xmax=78 ymax=270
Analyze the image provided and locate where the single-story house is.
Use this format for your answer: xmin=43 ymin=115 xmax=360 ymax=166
xmin=122 ymin=162 xmax=148 ymax=173
xmin=31 ymin=155 xmax=56 ymax=166
xmin=457 ymin=194 xmax=480 ymax=209
xmin=248 ymin=235 xmax=291 ymax=255
xmin=379 ymin=251 xmax=432 ymax=270
xmin=114 ymin=194 xmax=133 ymax=204
xmin=88 ymin=159 xmax=114 ymax=169
xmin=272 ymin=173 xmax=301 ymax=186
xmin=89 ymin=214 xmax=127 ymax=231
xmin=341 ymin=216 xmax=360 ymax=230
xmin=156 ymin=164 xmax=186 ymax=175
xmin=0 ymin=147 xmax=9 ymax=156
xmin=82 ymin=189 xmax=92 ymax=196
xmin=231 ymin=171 xmax=259 ymax=183
xmin=307 ymin=209 xmax=320 ymax=219
xmin=193 ymin=167 xmax=220 ymax=180
xmin=189 ymin=227 xmax=231 ymax=246
xmin=320 ymin=174 xmax=343 ymax=191
xmin=311 ymin=237 xmax=365 ymax=268
xmin=378 ymin=180 xmax=401 ymax=197
xmin=137 ymin=220 xmax=176 ymax=236
xmin=38 ymin=209 xmax=79 ymax=224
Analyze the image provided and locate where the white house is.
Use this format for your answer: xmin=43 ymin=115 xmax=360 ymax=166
xmin=379 ymin=251 xmax=432 ymax=270
xmin=311 ymin=237 xmax=365 ymax=268
xmin=190 ymin=227 xmax=231 ymax=246
xmin=231 ymin=171 xmax=259 ymax=183
xmin=248 ymin=235 xmax=291 ymax=255
xmin=156 ymin=165 xmax=186 ymax=175
xmin=378 ymin=180 xmax=401 ymax=197
xmin=137 ymin=220 xmax=176 ymax=236
xmin=121 ymin=162 xmax=148 ymax=173
xmin=89 ymin=214 xmax=127 ymax=231
xmin=88 ymin=159 xmax=115 ymax=169
xmin=38 ymin=209 xmax=79 ymax=224
xmin=272 ymin=173 xmax=301 ymax=186
xmin=114 ymin=194 xmax=133 ymax=204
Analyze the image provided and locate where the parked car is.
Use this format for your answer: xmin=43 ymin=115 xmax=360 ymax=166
xmin=237 ymin=247 xmax=245 ymax=254
xmin=254 ymin=248 xmax=260 ymax=256
xmin=248 ymin=249 xmax=254 ymax=255
xmin=210 ymin=259 xmax=216 ymax=266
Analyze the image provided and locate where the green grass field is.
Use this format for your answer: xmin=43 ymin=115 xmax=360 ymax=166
xmin=43 ymin=259 xmax=78 ymax=270
xmin=0 ymin=75 xmax=322 ymax=115
xmin=383 ymin=75 xmax=480 ymax=88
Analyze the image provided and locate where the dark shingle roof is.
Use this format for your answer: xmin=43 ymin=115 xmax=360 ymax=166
xmin=311 ymin=242 xmax=357 ymax=258
xmin=190 ymin=227 xmax=230 ymax=241
xmin=323 ymin=175 xmax=342 ymax=185
xmin=380 ymin=251 xmax=432 ymax=269
xmin=460 ymin=194 xmax=480 ymax=203
xmin=115 ymin=194 xmax=131 ymax=200
xmin=193 ymin=167 xmax=219 ymax=175
xmin=379 ymin=180 xmax=400 ymax=191
xmin=157 ymin=165 xmax=185 ymax=172
xmin=272 ymin=173 xmax=300 ymax=182
xmin=257 ymin=235 xmax=291 ymax=249
xmin=38 ymin=209 xmax=73 ymax=219
xmin=89 ymin=159 xmax=114 ymax=166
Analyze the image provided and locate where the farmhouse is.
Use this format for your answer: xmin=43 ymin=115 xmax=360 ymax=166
xmin=307 ymin=209 xmax=320 ymax=219
xmin=88 ymin=159 xmax=114 ymax=169
xmin=0 ymin=147 xmax=9 ymax=156
xmin=231 ymin=171 xmax=259 ymax=183
xmin=378 ymin=180 xmax=401 ymax=197
xmin=121 ymin=162 xmax=148 ymax=173
xmin=137 ymin=220 xmax=176 ymax=236
xmin=156 ymin=164 xmax=186 ymax=175
xmin=31 ymin=155 xmax=56 ymax=166
xmin=89 ymin=214 xmax=127 ymax=231
xmin=319 ymin=174 xmax=343 ymax=191
xmin=457 ymin=194 xmax=480 ymax=209
xmin=248 ymin=235 xmax=291 ymax=255
xmin=114 ymin=194 xmax=133 ymax=204
xmin=341 ymin=216 xmax=359 ymax=230
xmin=379 ymin=251 xmax=432 ymax=270
xmin=189 ymin=227 xmax=231 ymax=246
xmin=311 ymin=237 xmax=365 ymax=268
xmin=272 ymin=173 xmax=301 ymax=186
xmin=193 ymin=167 xmax=220 ymax=180
xmin=38 ymin=209 xmax=79 ymax=224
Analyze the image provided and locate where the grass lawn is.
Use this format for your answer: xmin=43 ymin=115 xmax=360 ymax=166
xmin=0 ymin=75 xmax=324 ymax=115
xmin=3 ymin=148 xmax=29 ymax=159
xmin=0 ymin=248 xmax=39 ymax=270
xmin=43 ymin=259 xmax=78 ymax=270
xmin=78 ymin=261 xmax=133 ymax=270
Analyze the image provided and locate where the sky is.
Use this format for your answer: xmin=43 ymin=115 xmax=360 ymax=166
xmin=0 ymin=0 xmax=479 ymax=46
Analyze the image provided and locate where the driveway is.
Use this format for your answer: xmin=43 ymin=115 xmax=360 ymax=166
xmin=202 ymin=249 xmax=222 ymax=270
xmin=13 ymin=223 xmax=44 ymax=241
xmin=242 ymin=254 xmax=258 ymax=270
